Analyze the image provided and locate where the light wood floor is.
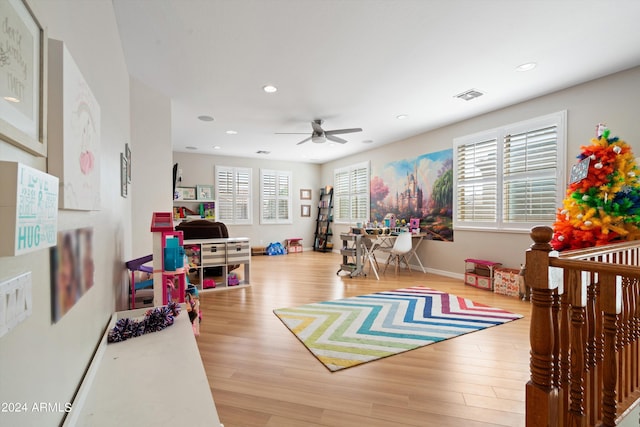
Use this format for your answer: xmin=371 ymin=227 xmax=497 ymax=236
xmin=197 ymin=251 xmax=532 ymax=427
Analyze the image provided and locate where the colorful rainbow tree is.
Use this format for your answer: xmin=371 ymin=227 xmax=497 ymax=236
xmin=552 ymin=126 xmax=640 ymax=251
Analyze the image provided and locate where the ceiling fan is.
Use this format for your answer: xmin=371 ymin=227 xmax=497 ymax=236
xmin=277 ymin=119 xmax=362 ymax=145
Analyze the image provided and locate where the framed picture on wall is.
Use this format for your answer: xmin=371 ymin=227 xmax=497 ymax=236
xmin=196 ymin=184 xmax=213 ymax=200
xmin=300 ymin=189 xmax=312 ymax=200
xmin=301 ymin=204 xmax=311 ymax=217
xmin=120 ymin=153 xmax=127 ymax=197
xmin=177 ymin=186 xmax=196 ymax=200
xmin=0 ymin=0 xmax=48 ymax=157
xmin=125 ymin=143 xmax=132 ymax=183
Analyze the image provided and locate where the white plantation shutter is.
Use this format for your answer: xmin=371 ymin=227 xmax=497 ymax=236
xmin=453 ymin=111 xmax=566 ymax=231
xmin=215 ymin=166 xmax=252 ymax=224
xmin=503 ymin=126 xmax=559 ymax=223
xmin=334 ymin=169 xmax=351 ymax=222
xmin=352 ymin=166 xmax=369 ymax=220
xmin=260 ymin=169 xmax=292 ymax=224
xmin=334 ymin=161 xmax=369 ymax=223
xmin=456 ymin=137 xmax=498 ymax=223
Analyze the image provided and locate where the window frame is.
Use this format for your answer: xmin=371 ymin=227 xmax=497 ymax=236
xmin=453 ymin=111 xmax=567 ymax=232
xmin=333 ymin=161 xmax=370 ymax=224
xmin=259 ymin=169 xmax=292 ymax=225
xmin=214 ymin=165 xmax=252 ymax=225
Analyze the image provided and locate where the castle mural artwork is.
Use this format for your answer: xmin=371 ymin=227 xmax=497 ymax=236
xmin=370 ymin=149 xmax=454 ymax=241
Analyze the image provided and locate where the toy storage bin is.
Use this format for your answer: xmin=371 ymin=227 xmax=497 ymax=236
xmin=227 ymin=240 xmax=251 ymax=263
xmin=464 ymin=258 xmax=502 ymax=291
xmin=493 ymin=268 xmax=521 ymax=297
xmin=285 ymin=238 xmax=303 ymax=253
xmin=201 ymin=242 xmax=226 ymax=265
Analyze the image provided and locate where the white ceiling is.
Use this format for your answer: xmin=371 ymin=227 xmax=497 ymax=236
xmin=112 ymin=0 xmax=640 ymax=164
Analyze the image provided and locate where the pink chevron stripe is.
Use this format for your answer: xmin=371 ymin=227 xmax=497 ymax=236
xmin=441 ymin=295 xmax=515 ymax=319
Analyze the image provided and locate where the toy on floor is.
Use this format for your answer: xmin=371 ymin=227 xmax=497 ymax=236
xmin=227 ymin=272 xmax=239 ymax=286
xmin=186 ymin=285 xmax=201 ymax=336
xmin=266 ymin=242 xmax=286 ymax=255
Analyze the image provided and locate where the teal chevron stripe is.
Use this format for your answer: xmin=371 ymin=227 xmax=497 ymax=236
xmin=274 ymin=286 xmax=522 ymax=372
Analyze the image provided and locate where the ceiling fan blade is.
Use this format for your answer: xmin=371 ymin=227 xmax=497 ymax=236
xmin=326 ymin=134 xmax=347 ymax=144
xmin=296 ymin=136 xmax=312 ymax=145
xmin=325 ymin=127 xmax=362 ymax=135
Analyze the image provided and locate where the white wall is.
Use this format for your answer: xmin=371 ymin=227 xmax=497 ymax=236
xmin=172 ymin=152 xmax=321 ymax=248
xmin=0 ymin=1 xmax=131 ymax=426
xmin=322 ymin=66 xmax=640 ymax=276
xmin=130 ymin=77 xmax=173 ymax=259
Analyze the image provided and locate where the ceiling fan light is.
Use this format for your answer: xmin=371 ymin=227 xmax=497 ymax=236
xmin=312 ymin=135 xmax=326 ymax=144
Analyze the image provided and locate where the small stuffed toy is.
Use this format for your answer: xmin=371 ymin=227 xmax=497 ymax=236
xmin=227 ymin=273 xmax=240 ymax=286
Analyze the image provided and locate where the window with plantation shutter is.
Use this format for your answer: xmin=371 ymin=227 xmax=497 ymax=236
xmin=453 ymin=111 xmax=566 ymax=231
xmin=215 ymin=166 xmax=252 ymax=225
xmin=455 ymin=136 xmax=498 ymax=224
xmin=503 ymin=125 xmax=559 ymax=223
xmin=260 ymin=169 xmax=292 ymax=224
xmin=334 ymin=161 xmax=370 ymax=223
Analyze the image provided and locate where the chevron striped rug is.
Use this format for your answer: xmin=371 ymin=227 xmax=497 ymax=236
xmin=273 ymin=286 xmax=523 ymax=372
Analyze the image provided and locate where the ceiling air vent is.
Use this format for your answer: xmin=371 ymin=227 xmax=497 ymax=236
xmin=256 ymin=150 xmax=270 ymax=155
xmin=455 ymin=89 xmax=484 ymax=101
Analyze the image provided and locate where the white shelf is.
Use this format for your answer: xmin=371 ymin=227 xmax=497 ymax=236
xmin=172 ymin=199 xmax=216 ymax=224
xmin=65 ymin=305 xmax=221 ymax=426
xmin=173 ymin=199 xmax=215 ymax=203
xmin=184 ymin=237 xmax=251 ymax=291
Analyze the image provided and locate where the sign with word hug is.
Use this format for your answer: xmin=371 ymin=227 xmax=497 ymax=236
xmin=0 ymin=161 xmax=58 ymax=256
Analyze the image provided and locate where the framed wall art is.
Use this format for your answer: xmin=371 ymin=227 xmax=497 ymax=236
xmin=300 ymin=189 xmax=311 ymax=200
xmin=47 ymin=39 xmax=101 ymax=210
xmin=0 ymin=0 xmax=48 ymax=157
xmin=196 ymin=184 xmax=213 ymax=200
xmin=301 ymin=204 xmax=311 ymax=217
xmin=176 ymin=186 xmax=196 ymax=200
xmin=125 ymin=143 xmax=131 ymax=183
xmin=120 ymin=152 xmax=127 ymax=197
xmin=50 ymin=227 xmax=94 ymax=322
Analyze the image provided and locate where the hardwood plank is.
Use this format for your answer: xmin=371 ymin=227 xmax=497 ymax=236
xmin=198 ymin=251 xmax=531 ymax=426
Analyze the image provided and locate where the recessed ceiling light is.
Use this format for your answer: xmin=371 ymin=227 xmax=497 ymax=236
xmin=396 ymin=114 xmax=409 ymax=120
xmin=185 ymin=146 xmax=198 ymax=150
xmin=3 ymin=96 xmax=20 ymax=103
xmin=226 ymin=130 xmax=238 ymax=135
xmin=516 ymin=62 xmax=537 ymax=72
xmin=362 ymin=139 xmax=374 ymax=144
xmin=198 ymin=115 xmax=214 ymax=121
xmin=262 ymin=85 xmax=277 ymax=93
xmin=213 ymin=145 xmax=221 ymax=150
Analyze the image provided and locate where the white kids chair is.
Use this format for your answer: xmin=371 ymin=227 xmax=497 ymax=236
xmin=382 ymin=231 xmax=413 ymax=274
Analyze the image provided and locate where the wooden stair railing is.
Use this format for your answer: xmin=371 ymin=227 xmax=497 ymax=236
xmin=526 ymin=226 xmax=640 ymax=427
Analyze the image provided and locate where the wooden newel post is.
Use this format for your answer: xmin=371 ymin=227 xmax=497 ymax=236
xmin=526 ymin=226 xmax=559 ymax=427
